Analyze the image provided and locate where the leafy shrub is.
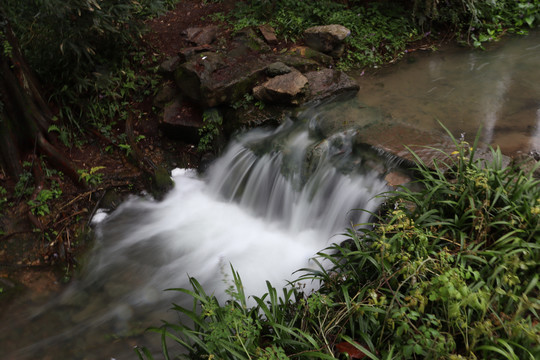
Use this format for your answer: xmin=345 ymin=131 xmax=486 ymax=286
xmin=2 ymin=0 xmax=175 ymax=131
xmin=302 ymin=127 xmax=540 ymax=359
xmin=411 ymin=0 xmax=540 ymax=47
xmin=231 ymin=0 xmax=415 ymax=69
xmin=198 ymin=108 xmax=223 ymax=153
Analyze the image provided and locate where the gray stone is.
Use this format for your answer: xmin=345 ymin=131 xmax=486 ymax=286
xmin=153 ymin=81 xmax=178 ymax=109
xmin=384 ymin=170 xmax=412 ymax=188
xmin=175 ymin=51 xmax=270 ymax=107
xmin=253 ymin=70 xmax=309 ymax=106
xmin=278 ymin=54 xmax=321 ymax=72
xmin=266 ymin=62 xmax=292 ymax=77
xmin=304 ymin=68 xmax=359 ymax=102
xmin=184 ymin=26 xmax=219 ymax=46
xmin=178 ymin=45 xmax=215 ymax=62
xmin=231 ymin=27 xmax=271 ymax=54
xmin=158 ymin=56 xmax=181 ymax=74
xmin=259 ymin=24 xmax=278 ymax=44
xmin=304 ymin=24 xmax=351 ymax=58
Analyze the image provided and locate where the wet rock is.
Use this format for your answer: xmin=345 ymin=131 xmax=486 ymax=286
xmin=305 ymin=68 xmax=359 ymax=102
xmin=183 ymin=26 xmax=219 ymax=46
xmin=72 ymin=298 xmax=107 ymax=323
xmin=259 ymin=24 xmax=278 ymax=44
xmin=153 ymin=80 xmax=179 ymax=109
xmin=161 ymin=98 xmax=203 ymax=143
xmin=352 ymin=122 xmax=512 ymax=171
xmin=384 ymin=170 xmax=412 ymax=187
xmin=288 ymin=46 xmax=334 ymax=66
xmin=158 ymin=55 xmax=181 ymax=74
xmin=231 ymin=27 xmax=271 ymax=53
xmin=100 ymin=189 xmax=123 ymax=211
xmin=304 ymin=24 xmax=351 ymax=58
xmin=304 ymin=139 xmax=329 ymax=178
xmin=278 ymin=53 xmax=321 ymax=73
xmin=308 ymin=97 xmax=383 ymax=139
xmin=253 ymin=70 xmax=308 ymax=106
xmin=175 ymin=51 xmax=270 ymax=107
xmin=224 ymin=104 xmax=287 ymax=137
xmin=511 ymin=153 xmax=540 ymax=178
xmin=152 ymin=166 xmax=174 ymax=195
xmin=178 ymin=44 xmax=215 ymax=62
xmin=266 ymin=62 xmax=292 ymax=77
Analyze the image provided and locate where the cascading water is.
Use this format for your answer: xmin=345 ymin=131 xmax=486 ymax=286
xmin=1 ymin=106 xmax=389 ymax=359
xmin=83 ymin=118 xmax=388 ymax=308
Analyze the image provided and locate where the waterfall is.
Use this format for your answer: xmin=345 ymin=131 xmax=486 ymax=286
xmin=1 ymin=107 xmax=389 ymax=360
xmin=87 ymin=118 xmax=388 ymax=306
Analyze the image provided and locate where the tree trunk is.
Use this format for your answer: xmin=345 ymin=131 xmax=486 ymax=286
xmin=0 ymin=18 xmax=83 ymax=187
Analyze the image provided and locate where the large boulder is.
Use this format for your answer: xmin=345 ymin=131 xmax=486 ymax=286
xmin=153 ymin=80 xmax=179 ymax=109
xmin=304 ymin=24 xmax=351 ymax=58
xmin=304 ymin=68 xmax=359 ymax=102
xmin=158 ymin=56 xmax=181 ymax=74
xmin=253 ymin=70 xmax=309 ymax=106
xmin=175 ymin=51 xmax=271 ymax=107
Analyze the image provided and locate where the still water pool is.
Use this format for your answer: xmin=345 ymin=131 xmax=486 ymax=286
xmin=355 ymin=31 xmax=540 ymax=156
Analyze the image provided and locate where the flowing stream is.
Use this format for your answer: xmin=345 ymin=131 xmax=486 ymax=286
xmin=1 ymin=31 xmax=539 ymax=359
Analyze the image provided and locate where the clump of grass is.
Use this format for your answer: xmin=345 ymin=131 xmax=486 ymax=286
xmin=137 ymin=126 xmax=539 ymax=360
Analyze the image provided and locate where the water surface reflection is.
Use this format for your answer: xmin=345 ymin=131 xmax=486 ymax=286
xmin=355 ymin=30 xmax=540 ymax=155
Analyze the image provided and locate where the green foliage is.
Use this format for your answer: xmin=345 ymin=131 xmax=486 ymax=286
xmin=231 ymin=93 xmax=264 ymax=110
xmin=27 ymin=183 xmax=62 ymax=217
xmin=298 ymin=125 xmax=540 ymax=359
xmin=3 ymin=0 xmax=173 ymax=133
xmin=13 ymin=162 xmax=35 ymax=199
xmin=136 ymin=267 xmax=336 ymax=360
xmin=198 ymin=108 xmax=223 ymax=153
xmin=77 ymin=166 xmax=105 ymax=187
xmin=411 ymin=0 xmax=540 ymax=48
xmin=140 ymin=125 xmax=539 ymax=359
xmin=231 ymin=0 xmax=415 ymax=69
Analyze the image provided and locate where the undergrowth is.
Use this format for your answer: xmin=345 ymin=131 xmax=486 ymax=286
xmin=224 ymin=0 xmax=540 ymax=69
xmin=136 ymin=126 xmax=539 ymax=359
xmin=230 ymin=0 xmax=417 ymax=69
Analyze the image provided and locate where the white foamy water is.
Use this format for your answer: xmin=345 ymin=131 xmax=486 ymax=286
xmin=88 ymin=121 xmax=387 ymax=304
xmin=0 ymin=117 xmax=388 ymax=360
